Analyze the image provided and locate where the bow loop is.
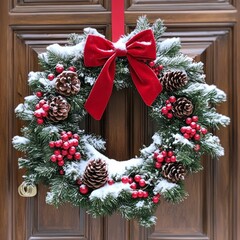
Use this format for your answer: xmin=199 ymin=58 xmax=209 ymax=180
xmin=84 ymin=29 xmax=162 ymax=120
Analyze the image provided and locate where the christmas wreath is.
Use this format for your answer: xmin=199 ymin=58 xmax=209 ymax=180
xmin=13 ymin=17 xmax=230 ymax=227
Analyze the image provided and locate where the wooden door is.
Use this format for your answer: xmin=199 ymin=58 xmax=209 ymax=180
xmin=1 ymin=0 xmax=239 ymax=239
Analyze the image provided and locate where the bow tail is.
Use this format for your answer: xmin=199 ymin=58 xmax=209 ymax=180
xmin=84 ymin=55 xmax=116 ymax=120
xmin=128 ymin=56 xmax=162 ymax=106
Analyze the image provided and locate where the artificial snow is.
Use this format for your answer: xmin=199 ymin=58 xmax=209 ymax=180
xmin=12 ymin=136 xmax=30 ymax=145
xmin=89 ymin=182 xmax=131 ymax=200
xmin=64 ymin=161 xmax=88 ymax=180
xmin=24 ymin=95 xmax=38 ymax=102
xmin=28 ymin=71 xmax=41 ymax=83
xmin=84 ymin=76 xmax=96 ymax=86
xmin=41 ymin=126 xmax=59 ymax=134
xmin=140 ymin=133 xmax=161 ymax=156
xmin=39 ymin=77 xmax=56 ymax=87
xmin=46 ymin=42 xmax=85 ymax=59
xmin=158 ymin=37 xmax=180 ymax=54
xmin=154 ymin=179 xmax=177 ymax=193
xmin=135 ymin=201 xmax=145 ymax=208
xmin=204 ymin=135 xmax=224 ymax=156
xmin=172 ymin=133 xmax=194 ymax=147
xmin=84 ymin=27 xmax=105 ymax=38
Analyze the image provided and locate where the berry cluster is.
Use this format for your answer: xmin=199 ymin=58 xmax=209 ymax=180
xmin=49 ymin=131 xmax=81 ymax=173
xmin=180 ymin=116 xmax=208 ymax=150
xmin=47 ymin=64 xmax=77 ymax=81
xmin=149 ymin=61 xmax=163 ymax=76
xmin=153 ymin=149 xmax=176 ymax=169
xmin=75 ymin=179 xmax=90 ymax=195
xmin=161 ymin=96 xmax=177 ymax=119
xmin=34 ymin=99 xmax=50 ymax=125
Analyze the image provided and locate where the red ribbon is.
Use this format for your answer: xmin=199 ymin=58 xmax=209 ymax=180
xmin=84 ymin=29 xmax=162 ymax=120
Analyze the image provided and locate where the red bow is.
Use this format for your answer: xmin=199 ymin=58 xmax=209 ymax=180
xmin=84 ymin=29 xmax=162 ymax=120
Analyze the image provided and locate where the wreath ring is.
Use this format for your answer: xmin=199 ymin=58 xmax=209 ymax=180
xmin=13 ymin=17 xmax=230 ymax=227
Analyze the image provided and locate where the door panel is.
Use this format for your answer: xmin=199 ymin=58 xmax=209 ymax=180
xmin=0 ymin=0 xmax=239 ymax=239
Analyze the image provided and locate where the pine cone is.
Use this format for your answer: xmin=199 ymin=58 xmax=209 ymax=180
xmin=55 ymin=71 xmax=80 ymax=96
xmin=172 ymin=97 xmax=193 ymax=118
xmin=160 ymin=71 xmax=188 ymax=92
xmin=47 ymin=95 xmax=71 ymax=122
xmin=162 ymin=162 xmax=187 ymax=183
xmin=82 ymin=159 xmax=108 ymax=189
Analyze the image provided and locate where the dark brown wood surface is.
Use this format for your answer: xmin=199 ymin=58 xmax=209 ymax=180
xmin=0 ymin=0 xmax=239 ymax=239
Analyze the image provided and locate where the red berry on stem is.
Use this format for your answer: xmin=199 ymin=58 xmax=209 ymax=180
xmin=143 ymin=191 xmax=149 ymax=198
xmin=166 ymin=103 xmax=172 ymax=111
xmin=73 ymin=133 xmax=80 ymax=140
xmin=121 ymin=176 xmax=129 ymax=184
xmin=61 ymin=133 xmax=69 ymax=141
xmin=153 ymin=151 xmax=159 ymax=159
xmin=69 ymin=146 xmax=76 ymax=155
xmin=37 ymin=118 xmax=44 ymax=125
xmin=186 ymin=117 xmax=192 ymax=125
xmin=67 ymin=154 xmax=73 ymax=160
xmin=76 ymin=179 xmax=82 ymax=185
xmin=72 ymin=139 xmax=79 ymax=147
xmin=201 ymin=128 xmax=208 ymax=135
xmin=137 ymin=190 xmax=144 ymax=198
xmin=192 ymin=116 xmax=199 ymax=122
xmin=61 ymin=131 xmax=66 ymax=135
xmin=155 ymin=162 xmax=162 ymax=169
xmin=191 ymin=129 xmax=196 ymax=136
xmin=59 ymin=169 xmax=65 ymax=175
xmin=79 ymin=184 xmax=89 ymax=194
xmin=54 ymin=150 xmax=60 ymax=155
xmin=48 ymin=73 xmax=55 ymax=81
xmin=62 ymin=150 xmax=68 ymax=156
xmin=196 ymin=124 xmax=201 ymax=130
xmin=149 ymin=61 xmax=155 ymax=67
xmin=41 ymin=111 xmax=48 ymax=117
xmin=134 ymin=175 xmax=141 ymax=182
xmin=50 ymin=155 xmax=57 ymax=162
xmin=62 ymin=142 xmax=70 ymax=149
xmin=139 ymin=179 xmax=146 ymax=187
xmin=161 ymin=150 xmax=167 ymax=157
xmin=132 ymin=191 xmax=138 ymax=199
xmin=34 ymin=111 xmax=42 ymax=118
xmin=55 ymin=64 xmax=64 ymax=74
xmin=49 ymin=141 xmax=55 ymax=148
xmin=158 ymin=65 xmax=163 ymax=71
xmin=67 ymin=131 xmax=73 ymax=138
xmin=39 ymin=99 xmax=46 ymax=106
xmin=161 ymin=107 xmax=168 ymax=115
xmin=167 ymin=112 xmax=173 ymax=119
xmin=183 ymin=133 xmax=190 ymax=139
xmin=58 ymin=160 xmax=64 ymax=166
xmin=35 ymin=104 xmax=40 ymax=110
xmin=171 ymin=156 xmax=176 ymax=162
xmin=57 ymin=155 xmax=63 ymax=161
xmin=108 ymin=179 xmax=114 ymax=185
xmin=55 ymin=140 xmax=63 ymax=148
xmin=130 ymin=182 xmax=137 ymax=189
xmin=169 ymin=96 xmax=176 ymax=103
xmin=180 ymin=126 xmax=187 ymax=133
xmin=42 ymin=104 xmax=50 ymax=111
xmin=194 ymin=134 xmax=201 ymax=141
xmin=194 ymin=144 xmax=201 ymax=151
xmin=68 ymin=66 xmax=76 ymax=72
xmin=186 ymin=127 xmax=192 ymax=134
xmin=190 ymin=122 xmax=197 ymax=129
xmin=152 ymin=196 xmax=159 ymax=204
xmin=165 ymin=157 xmax=171 ymax=163
xmin=167 ymin=151 xmax=174 ymax=157
xmin=36 ymin=91 xmax=43 ymax=98
xmin=157 ymin=154 xmax=164 ymax=163
xmin=128 ymin=177 xmax=133 ymax=184
xmin=74 ymin=152 xmax=81 ymax=160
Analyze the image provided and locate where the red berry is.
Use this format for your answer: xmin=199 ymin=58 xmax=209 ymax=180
xmin=59 ymin=169 xmax=65 ymax=175
xmin=155 ymin=162 xmax=162 ymax=169
xmin=34 ymin=110 xmax=42 ymax=118
xmin=183 ymin=133 xmax=190 ymax=139
xmin=166 ymin=103 xmax=172 ymax=111
xmin=190 ymin=122 xmax=197 ymax=129
xmin=121 ymin=176 xmax=129 ymax=184
xmin=36 ymin=91 xmax=43 ymax=98
xmin=55 ymin=140 xmax=63 ymax=148
xmin=67 ymin=131 xmax=73 ymax=138
xmin=49 ymin=141 xmax=55 ymax=148
xmin=143 ymin=191 xmax=149 ymax=198
xmin=194 ymin=134 xmax=201 ymax=141
xmin=39 ymin=99 xmax=46 ymax=106
xmin=155 ymin=193 xmax=160 ymax=198
xmin=180 ymin=126 xmax=187 ymax=133
xmin=165 ymin=100 xmax=170 ymax=104
xmin=132 ymin=191 xmax=138 ymax=199
xmin=149 ymin=61 xmax=155 ymax=67
xmin=76 ymin=179 xmax=82 ymax=185
xmin=74 ymin=152 xmax=81 ymax=160
xmin=108 ymin=179 xmax=114 ymax=185
xmin=186 ymin=127 xmax=192 ymax=134
xmin=67 ymin=154 xmax=73 ymax=160
xmin=35 ymin=104 xmax=40 ymax=110
xmin=169 ymin=96 xmax=176 ymax=103
xmin=79 ymin=184 xmax=89 ymax=194
xmin=161 ymin=150 xmax=167 ymax=157
xmin=62 ymin=142 xmax=70 ymax=149
xmin=73 ymin=133 xmax=80 ymax=140
xmin=196 ymin=124 xmax=201 ymax=130
xmin=130 ymin=182 xmax=137 ymax=189
xmin=194 ymin=144 xmax=201 ymax=151
xmin=191 ymin=129 xmax=197 ymax=136
xmin=152 ymin=196 xmax=159 ymax=204
xmin=161 ymin=106 xmax=168 ymax=115
xmin=156 ymin=154 xmax=164 ymax=163
xmin=58 ymin=160 xmax=64 ymax=166
xmin=69 ymin=146 xmax=76 ymax=155
xmin=61 ymin=131 xmax=66 ymax=135
xmin=54 ymin=150 xmax=60 ymax=155
xmin=192 ymin=116 xmax=199 ymax=122
xmin=134 ymin=175 xmax=141 ymax=182
xmin=41 ymin=111 xmax=48 ymax=117
xmin=167 ymin=112 xmax=173 ymax=119
xmin=61 ymin=150 xmax=68 ymax=156
xmin=57 ymin=155 xmax=63 ymax=161
xmin=171 ymin=156 xmax=176 ymax=162
xmin=201 ymin=128 xmax=208 ymax=135
xmin=50 ymin=155 xmax=57 ymax=162
xmin=137 ymin=190 xmax=144 ymax=198
xmin=42 ymin=104 xmax=50 ymax=111
xmin=71 ymin=139 xmax=79 ymax=147
xmin=61 ymin=133 xmax=69 ymax=141
xmin=165 ymin=157 xmax=171 ymax=163
xmin=37 ymin=118 xmax=44 ymax=125
xmin=128 ymin=177 xmax=133 ymax=184
xmin=158 ymin=65 xmax=163 ymax=71
xmin=68 ymin=66 xmax=76 ymax=72
xmin=139 ymin=179 xmax=146 ymax=187
xmin=186 ymin=117 xmax=192 ymax=125
xmin=55 ymin=64 xmax=64 ymax=74
xmin=167 ymin=151 xmax=174 ymax=157
xmin=48 ymin=73 xmax=55 ymax=81
xmin=153 ymin=151 xmax=159 ymax=159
